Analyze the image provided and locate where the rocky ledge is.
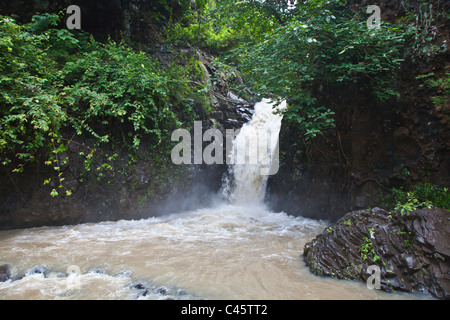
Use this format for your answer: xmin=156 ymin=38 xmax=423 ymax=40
xmin=303 ymin=207 xmax=449 ymax=299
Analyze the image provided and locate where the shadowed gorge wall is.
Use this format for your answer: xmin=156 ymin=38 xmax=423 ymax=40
xmin=0 ymin=0 xmax=187 ymax=42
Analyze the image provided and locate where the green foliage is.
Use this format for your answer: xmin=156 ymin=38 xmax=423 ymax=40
xmin=164 ymin=0 xmax=410 ymax=141
xmin=374 ymin=183 xmax=450 ymax=214
xmin=0 ymin=14 xmax=198 ymax=196
xmin=165 ymin=0 xmax=284 ymax=53
xmin=396 ymin=0 xmax=447 ymax=61
xmin=410 ymin=183 xmax=450 ymax=209
xmin=61 ymin=40 xmax=186 ymax=148
xmin=226 ymin=1 xmax=405 ymax=140
xmin=0 ymin=15 xmax=64 ymax=169
xmin=417 ymin=67 xmax=450 ymax=124
xmin=394 ymin=192 xmax=433 ymax=216
xmin=343 ymin=218 xmax=352 ymax=226
xmin=427 ymin=70 xmax=450 ymax=107
xmin=359 ymin=235 xmax=380 ymax=263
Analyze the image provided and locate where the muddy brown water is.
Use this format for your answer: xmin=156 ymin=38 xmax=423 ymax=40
xmin=0 ymin=204 xmax=430 ymax=300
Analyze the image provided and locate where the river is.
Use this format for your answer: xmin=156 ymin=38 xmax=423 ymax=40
xmin=0 ymin=99 xmax=429 ymax=300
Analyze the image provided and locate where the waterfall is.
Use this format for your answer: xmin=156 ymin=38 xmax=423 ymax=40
xmin=224 ymin=98 xmax=286 ymax=205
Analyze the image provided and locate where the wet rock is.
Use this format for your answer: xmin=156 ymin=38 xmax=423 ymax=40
xmin=176 ymin=289 xmax=187 ymax=296
xmin=157 ymin=286 xmax=168 ymax=295
xmin=89 ymin=268 xmax=106 ymax=274
xmin=25 ymin=265 xmax=49 ymax=277
xmin=140 ymin=289 xmax=150 ymax=297
xmin=132 ymin=281 xmax=183 ymax=299
xmin=132 ymin=283 xmax=146 ymax=290
xmin=0 ymin=264 xmax=11 ymax=282
xmin=132 ymin=282 xmax=154 ymax=298
xmin=303 ymin=207 xmax=450 ymax=299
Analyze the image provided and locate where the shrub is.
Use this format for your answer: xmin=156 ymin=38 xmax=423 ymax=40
xmin=374 ymin=183 xmax=450 ymax=214
xmin=0 ymin=14 xmax=198 ymax=195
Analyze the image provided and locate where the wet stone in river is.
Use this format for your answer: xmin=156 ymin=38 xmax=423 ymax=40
xmin=0 ymin=264 xmax=11 ymax=282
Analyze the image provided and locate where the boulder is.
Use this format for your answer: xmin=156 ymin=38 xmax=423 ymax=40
xmin=0 ymin=264 xmax=11 ymax=282
xmin=25 ymin=265 xmax=49 ymax=277
xmin=303 ymin=207 xmax=450 ymax=299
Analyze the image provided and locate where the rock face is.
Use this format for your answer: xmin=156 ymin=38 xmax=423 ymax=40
xmin=303 ymin=207 xmax=450 ymax=299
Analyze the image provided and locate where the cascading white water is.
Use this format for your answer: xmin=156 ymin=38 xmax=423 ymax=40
xmin=225 ymin=98 xmax=286 ymax=205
